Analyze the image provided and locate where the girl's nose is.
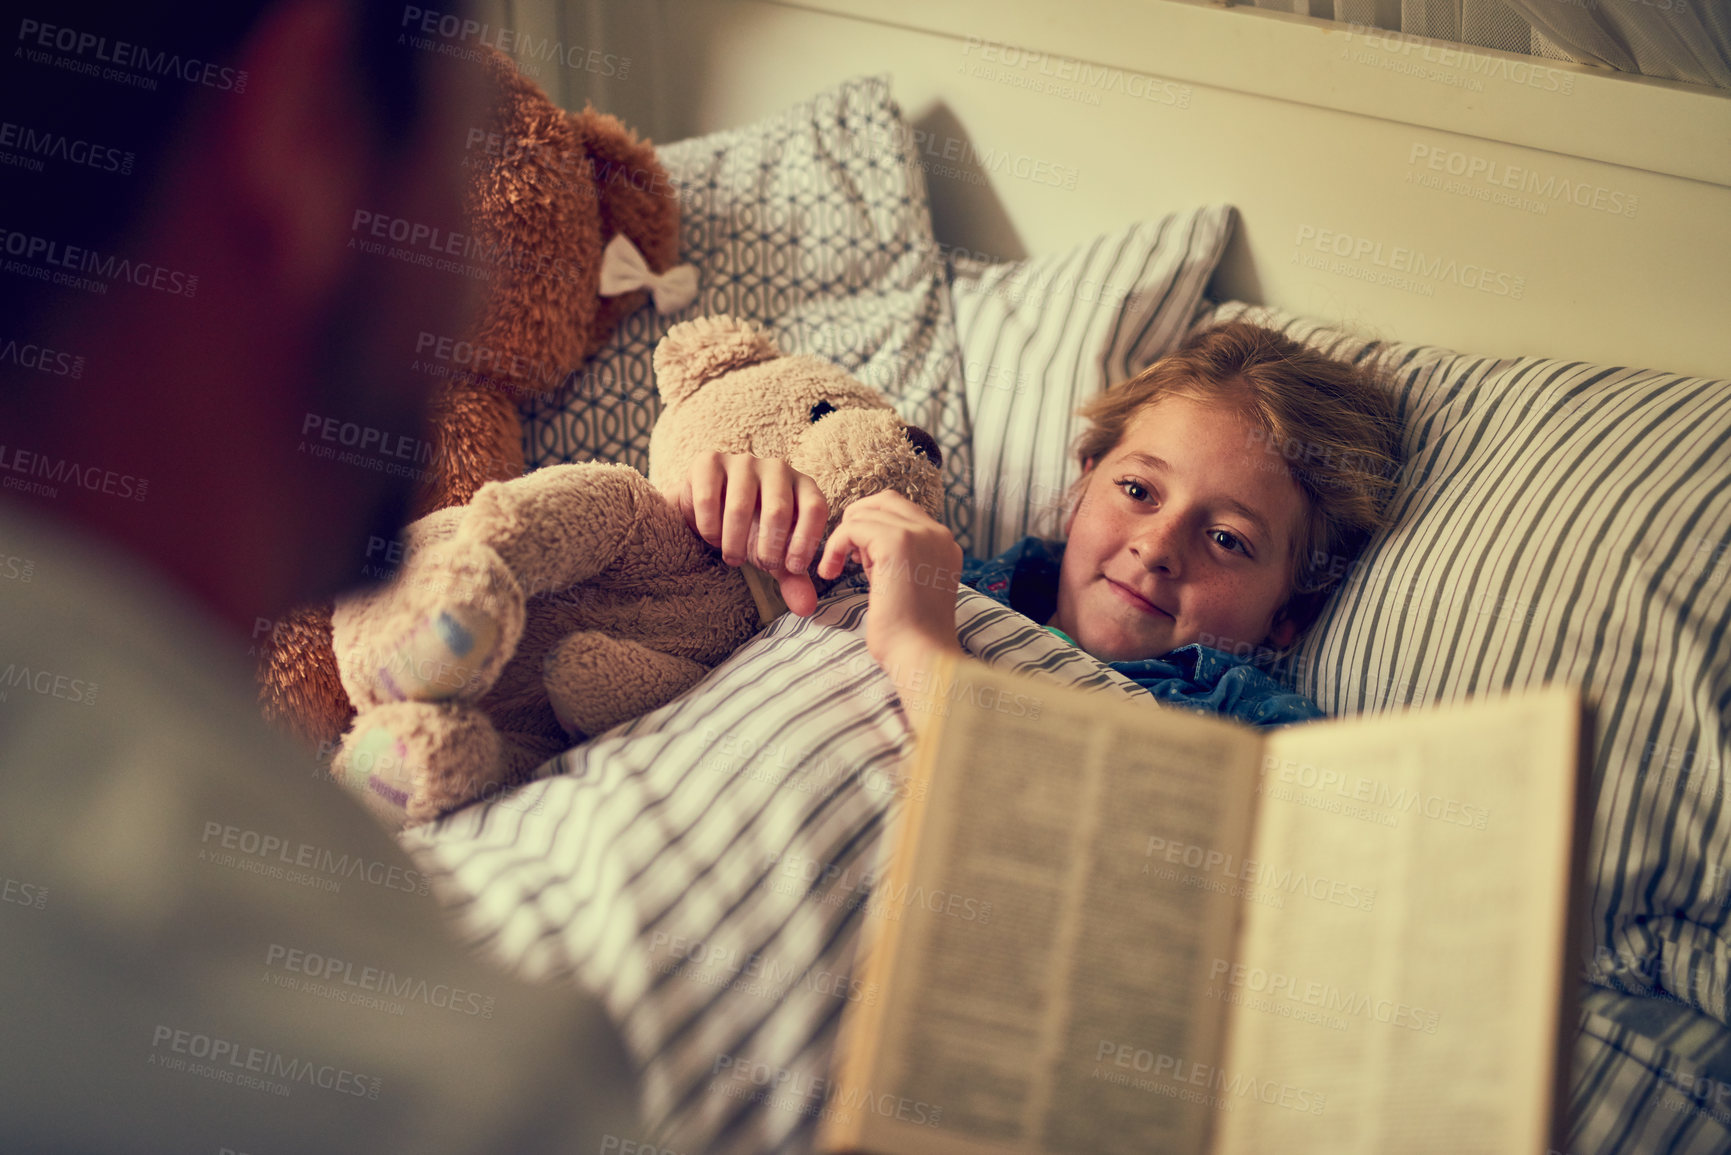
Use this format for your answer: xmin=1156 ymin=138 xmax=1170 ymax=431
xmin=1129 ymin=511 xmax=1184 ymax=576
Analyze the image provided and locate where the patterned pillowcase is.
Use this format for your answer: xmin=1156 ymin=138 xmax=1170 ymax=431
xmin=1191 ymin=300 xmax=1731 ymax=1028
xmin=402 ymin=578 xmax=1142 ymax=1154
xmin=946 ymin=207 xmax=1237 ymax=558
xmin=519 ymin=76 xmax=977 ymax=552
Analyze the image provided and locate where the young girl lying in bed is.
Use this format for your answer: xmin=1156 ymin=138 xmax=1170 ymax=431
xmin=668 ymin=320 xmax=1403 ymax=727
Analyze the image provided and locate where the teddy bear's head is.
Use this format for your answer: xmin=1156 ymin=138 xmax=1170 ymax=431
xmin=648 ymin=316 xmax=946 ymax=543
xmin=408 ymin=48 xmax=684 ymax=520
xmin=445 ymin=49 xmax=679 ymax=410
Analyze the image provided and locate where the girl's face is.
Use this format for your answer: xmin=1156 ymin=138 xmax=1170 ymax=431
xmin=1051 ymin=393 xmax=1306 ymax=663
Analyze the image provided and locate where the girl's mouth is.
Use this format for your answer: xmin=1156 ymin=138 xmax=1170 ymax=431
xmin=1106 ymin=578 xmax=1171 ymax=618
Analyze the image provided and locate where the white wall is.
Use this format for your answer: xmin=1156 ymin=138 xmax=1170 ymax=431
xmin=481 ymin=0 xmax=1731 ymax=379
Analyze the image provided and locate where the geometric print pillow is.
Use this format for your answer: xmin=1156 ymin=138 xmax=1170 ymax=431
xmin=518 ymin=76 xmax=977 ymax=552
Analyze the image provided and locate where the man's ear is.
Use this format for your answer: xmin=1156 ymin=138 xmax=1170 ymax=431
xmin=227 ymin=0 xmax=367 ymax=305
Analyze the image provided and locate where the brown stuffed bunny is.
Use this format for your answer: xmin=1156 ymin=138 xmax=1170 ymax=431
xmin=256 ymin=45 xmax=687 ymax=753
xmin=328 ymin=316 xmax=945 ymax=827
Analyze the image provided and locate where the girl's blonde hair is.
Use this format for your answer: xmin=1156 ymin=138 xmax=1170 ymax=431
xmin=1067 ymin=320 xmax=1404 ymax=645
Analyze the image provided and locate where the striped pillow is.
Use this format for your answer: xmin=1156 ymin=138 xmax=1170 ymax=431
xmin=948 ymin=207 xmax=1236 ymax=558
xmin=519 ymin=75 xmax=977 ymax=552
xmin=1192 ymin=301 xmax=1731 ymax=1031
xmin=401 ymin=578 xmax=1143 ymax=1155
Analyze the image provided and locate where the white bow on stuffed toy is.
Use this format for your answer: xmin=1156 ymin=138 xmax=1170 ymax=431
xmin=598 ymin=233 xmax=699 ymax=314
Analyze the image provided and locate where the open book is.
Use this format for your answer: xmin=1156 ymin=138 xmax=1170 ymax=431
xmin=818 ymin=654 xmax=1588 ymax=1155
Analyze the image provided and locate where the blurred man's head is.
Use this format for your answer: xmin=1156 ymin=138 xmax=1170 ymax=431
xmin=0 ymin=0 xmax=487 ymax=631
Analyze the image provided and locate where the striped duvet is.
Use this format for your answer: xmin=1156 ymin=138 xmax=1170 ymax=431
xmin=403 ymin=577 xmax=1143 ymax=1153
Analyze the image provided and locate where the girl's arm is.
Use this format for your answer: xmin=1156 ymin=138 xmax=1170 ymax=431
xmin=669 ymin=454 xmax=971 ymax=730
xmin=815 ymin=491 xmax=968 ymax=734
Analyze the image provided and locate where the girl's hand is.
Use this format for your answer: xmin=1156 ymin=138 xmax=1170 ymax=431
xmin=667 ymin=451 xmax=829 ymax=616
xmin=815 ymin=491 xmax=964 ymax=685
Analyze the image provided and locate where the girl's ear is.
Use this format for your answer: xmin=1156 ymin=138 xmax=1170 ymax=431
xmin=1265 ymin=605 xmax=1299 ymax=649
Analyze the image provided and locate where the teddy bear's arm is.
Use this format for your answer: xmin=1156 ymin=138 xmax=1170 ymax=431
xmin=257 ymin=600 xmax=352 ymax=750
xmin=331 ymin=504 xmax=523 ymax=712
xmin=460 ymin=462 xmax=670 ymax=597
xmin=412 ymin=377 xmax=527 ymax=517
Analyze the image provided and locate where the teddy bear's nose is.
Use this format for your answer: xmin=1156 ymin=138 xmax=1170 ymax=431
xmin=904 ymin=424 xmax=942 ymax=470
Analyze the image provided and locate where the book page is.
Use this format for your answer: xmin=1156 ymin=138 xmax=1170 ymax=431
xmin=825 ymin=656 xmax=1264 ymax=1155
xmin=1209 ymin=686 xmax=1580 ymax=1155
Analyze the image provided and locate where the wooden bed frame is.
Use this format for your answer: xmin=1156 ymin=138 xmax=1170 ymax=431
xmin=496 ymin=0 xmax=1731 ymax=380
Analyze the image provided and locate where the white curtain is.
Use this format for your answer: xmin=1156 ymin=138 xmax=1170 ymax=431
xmin=1257 ymin=0 xmax=1731 ymax=88
xmin=468 ymin=0 xmax=657 ymax=122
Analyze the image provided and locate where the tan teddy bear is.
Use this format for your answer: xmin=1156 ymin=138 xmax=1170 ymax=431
xmin=329 ymin=316 xmax=946 ymax=826
xmin=257 ymin=44 xmax=686 ymax=756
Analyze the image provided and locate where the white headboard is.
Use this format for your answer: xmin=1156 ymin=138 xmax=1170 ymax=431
xmin=507 ymin=0 xmax=1731 ymax=379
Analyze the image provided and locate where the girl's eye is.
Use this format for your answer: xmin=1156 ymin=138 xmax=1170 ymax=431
xmin=1212 ymin=529 xmax=1250 ymax=556
xmin=1115 ymin=478 xmax=1150 ymax=502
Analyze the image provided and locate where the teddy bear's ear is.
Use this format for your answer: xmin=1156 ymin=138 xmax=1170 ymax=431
xmin=572 ymin=106 xmax=680 ymax=352
xmin=653 ymin=316 xmax=781 ymax=406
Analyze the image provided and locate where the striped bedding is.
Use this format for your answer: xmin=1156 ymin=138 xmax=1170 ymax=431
xmin=402 ymin=576 xmax=1145 ymax=1154
xmin=1192 ymin=301 xmax=1731 ymax=1154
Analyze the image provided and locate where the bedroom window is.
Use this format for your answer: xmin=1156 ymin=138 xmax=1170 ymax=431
xmin=1245 ymin=0 xmax=1729 ymax=89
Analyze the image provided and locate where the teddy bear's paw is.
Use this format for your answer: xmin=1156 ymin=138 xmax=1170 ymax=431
xmin=543 ymin=631 xmax=709 ymax=738
xmin=335 ymin=539 xmax=526 ymax=708
xmin=333 ymin=702 xmax=506 ymax=828
xmin=376 ymin=603 xmax=503 ymax=702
